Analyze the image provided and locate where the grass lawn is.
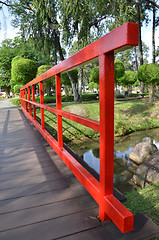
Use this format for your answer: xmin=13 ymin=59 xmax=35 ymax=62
xmin=124 ymin=182 xmax=159 ymax=227
xmin=35 ymin=99 xmax=159 ymax=141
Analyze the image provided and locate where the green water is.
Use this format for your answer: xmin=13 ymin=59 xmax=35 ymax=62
xmin=68 ymin=128 xmax=159 ymax=194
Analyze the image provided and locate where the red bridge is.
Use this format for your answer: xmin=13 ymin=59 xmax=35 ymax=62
xmin=20 ymin=22 xmax=138 ymax=233
xmin=0 ymin=22 xmax=158 ymax=239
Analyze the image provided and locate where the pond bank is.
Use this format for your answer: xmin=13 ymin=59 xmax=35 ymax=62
xmin=68 ymin=128 xmax=159 ymax=194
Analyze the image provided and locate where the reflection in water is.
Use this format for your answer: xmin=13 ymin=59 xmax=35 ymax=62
xmin=70 ymin=128 xmax=159 ymax=194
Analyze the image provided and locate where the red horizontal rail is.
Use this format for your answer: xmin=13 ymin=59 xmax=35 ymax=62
xmin=20 ymin=22 xmax=139 ymax=233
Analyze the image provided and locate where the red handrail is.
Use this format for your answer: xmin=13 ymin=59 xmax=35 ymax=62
xmin=20 ymin=22 xmax=139 ymax=233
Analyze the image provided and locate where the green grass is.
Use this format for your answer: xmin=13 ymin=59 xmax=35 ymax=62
xmin=124 ymin=182 xmax=159 ymax=226
xmin=114 ymin=99 xmax=159 ymax=136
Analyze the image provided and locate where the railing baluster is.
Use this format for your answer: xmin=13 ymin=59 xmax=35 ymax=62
xmin=40 ymin=81 xmax=45 ymax=130
xmin=56 ymin=74 xmax=63 ymax=150
xmin=25 ymin=88 xmax=28 ymax=112
xmin=99 ymin=52 xmax=114 ymax=221
xmin=32 ymin=85 xmax=36 ymax=121
xmin=28 ymin=87 xmax=32 ymax=122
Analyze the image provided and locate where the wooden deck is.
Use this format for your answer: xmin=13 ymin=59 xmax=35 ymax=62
xmin=0 ymin=105 xmax=158 ymax=239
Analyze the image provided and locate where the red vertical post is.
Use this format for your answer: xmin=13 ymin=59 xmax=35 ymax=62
xmin=32 ymin=85 xmax=36 ymax=121
xmin=25 ymin=88 xmax=28 ymax=112
xmin=23 ymin=90 xmax=25 ymax=109
xmin=39 ymin=81 xmax=45 ymax=130
xmin=28 ymin=87 xmax=32 ymax=122
xmin=99 ymin=52 xmax=114 ymax=221
xmin=55 ymin=74 xmax=63 ymax=150
xmin=20 ymin=90 xmax=23 ymax=110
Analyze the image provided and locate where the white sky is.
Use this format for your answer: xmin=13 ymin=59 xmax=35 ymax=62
xmin=0 ymin=5 xmax=159 ymax=63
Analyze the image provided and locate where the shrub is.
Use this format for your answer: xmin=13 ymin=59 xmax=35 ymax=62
xmin=115 ymin=94 xmax=125 ymax=99
xmin=11 ymin=57 xmax=37 ymax=85
xmin=11 ymin=98 xmax=21 ymax=106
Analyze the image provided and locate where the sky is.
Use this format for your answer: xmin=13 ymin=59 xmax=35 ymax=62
xmin=0 ymin=5 xmax=159 ymax=63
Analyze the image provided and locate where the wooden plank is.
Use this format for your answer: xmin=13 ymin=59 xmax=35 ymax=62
xmin=0 ymin=179 xmax=68 ymax=201
xmin=0 ymin=208 xmax=100 ymax=240
xmin=0 ymin=172 xmax=63 ymax=190
xmin=0 ymin=184 xmax=87 ymax=214
xmin=0 ymin=195 xmax=97 ymax=232
xmin=0 ymin=155 xmax=57 ymax=167
xmin=0 ymin=166 xmax=56 ymax=181
xmin=59 ymin=214 xmax=159 ymax=240
xmin=0 ymin=161 xmax=55 ymax=173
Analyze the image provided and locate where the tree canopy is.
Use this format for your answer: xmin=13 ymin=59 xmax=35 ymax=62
xmin=11 ymin=57 xmax=37 ymax=85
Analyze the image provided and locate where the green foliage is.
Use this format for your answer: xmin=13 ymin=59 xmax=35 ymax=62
xmin=0 ymin=39 xmax=17 ymax=91
xmin=11 ymin=57 xmax=37 ymax=85
xmin=37 ymin=65 xmax=55 ymax=96
xmin=120 ymin=70 xmax=137 ymax=86
xmin=88 ymin=82 xmax=95 ymax=90
xmin=89 ymin=66 xmax=99 ymax=83
xmin=13 ymin=84 xmax=23 ymax=93
xmin=61 ymin=70 xmax=78 ymax=86
xmin=115 ymin=94 xmax=125 ymax=99
xmin=34 ymin=93 xmax=98 ymax=104
xmin=114 ymin=59 xmax=125 ymax=84
xmin=11 ymin=98 xmax=21 ymax=106
xmin=137 ymin=63 xmax=159 ymax=84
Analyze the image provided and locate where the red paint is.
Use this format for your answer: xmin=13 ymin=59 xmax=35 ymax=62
xmin=20 ymin=23 xmax=139 ymax=233
xmin=28 ymin=87 xmax=32 ymax=122
xmin=40 ymin=81 xmax=45 ymax=130
xmin=32 ymin=85 xmax=36 ymax=121
xmin=55 ymin=74 xmax=63 ymax=150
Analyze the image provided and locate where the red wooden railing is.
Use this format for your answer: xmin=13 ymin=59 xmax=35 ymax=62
xmin=20 ymin=22 xmax=139 ymax=233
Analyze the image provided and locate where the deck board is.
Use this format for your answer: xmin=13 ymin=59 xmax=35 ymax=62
xmin=0 ymin=106 xmax=158 ymax=239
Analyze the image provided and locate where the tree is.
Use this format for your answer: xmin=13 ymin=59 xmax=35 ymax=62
xmin=36 ymin=65 xmax=55 ymax=96
xmin=0 ymin=39 xmax=17 ymax=96
xmin=114 ymin=59 xmax=125 ymax=85
xmin=61 ymin=69 xmax=78 ymax=96
xmin=90 ymin=66 xmax=99 ymax=83
xmin=116 ymin=42 xmax=149 ymax=72
xmin=120 ymin=70 xmax=137 ymax=94
xmin=11 ymin=57 xmax=37 ymax=87
xmin=137 ymin=63 xmax=159 ymax=102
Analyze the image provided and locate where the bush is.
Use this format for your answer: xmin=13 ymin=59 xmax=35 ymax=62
xmin=11 ymin=57 xmax=37 ymax=85
xmin=82 ymin=93 xmax=98 ymax=101
xmin=128 ymin=93 xmax=139 ymax=97
xmin=11 ymin=98 xmax=21 ymax=106
xmin=115 ymin=94 xmax=125 ymax=99
xmin=36 ymin=93 xmax=98 ymax=104
xmin=13 ymin=84 xmax=23 ymax=94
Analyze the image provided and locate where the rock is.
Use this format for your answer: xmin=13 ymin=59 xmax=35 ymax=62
xmin=151 ymin=112 xmax=159 ymax=118
xmin=129 ymin=142 xmax=158 ymax=164
xmin=63 ymin=105 xmax=88 ymax=117
xmin=133 ymin=151 xmax=159 ymax=188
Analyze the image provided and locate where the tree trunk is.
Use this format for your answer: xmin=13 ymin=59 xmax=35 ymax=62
xmin=5 ymin=86 xmax=11 ymax=98
xmin=152 ymin=0 xmax=156 ymax=64
xmin=77 ymin=68 xmax=84 ymax=103
xmin=149 ymin=1 xmax=156 ymax=102
xmin=137 ymin=1 xmax=144 ymax=94
xmin=149 ymin=82 xmax=154 ymax=103
xmin=134 ymin=47 xmax=138 ymax=72
xmin=137 ymin=1 xmax=143 ymax=66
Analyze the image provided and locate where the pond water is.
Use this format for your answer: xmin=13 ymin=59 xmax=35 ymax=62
xmin=68 ymin=128 xmax=159 ymax=194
